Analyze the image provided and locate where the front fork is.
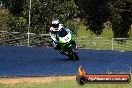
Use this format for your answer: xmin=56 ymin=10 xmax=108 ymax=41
xmin=70 ymin=41 xmax=78 ymax=52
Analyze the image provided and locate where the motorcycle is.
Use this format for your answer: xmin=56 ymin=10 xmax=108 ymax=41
xmin=54 ymin=28 xmax=79 ymax=61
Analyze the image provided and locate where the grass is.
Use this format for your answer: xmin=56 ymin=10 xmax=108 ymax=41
xmin=77 ymin=23 xmax=113 ymax=38
xmin=77 ymin=21 xmax=132 ymax=39
xmin=76 ymin=20 xmax=132 ymax=50
xmin=0 ymin=78 xmax=131 ymax=88
xmin=76 ymin=37 xmax=112 ymax=50
xmin=76 ymin=37 xmax=132 ymax=51
xmin=75 ymin=21 xmax=132 ymax=51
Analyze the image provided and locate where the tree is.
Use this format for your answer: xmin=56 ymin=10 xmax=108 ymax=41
xmin=2 ymin=0 xmax=25 ymax=15
xmin=108 ymin=0 xmax=132 ymax=38
xmin=74 ymin=0 xmax=109 ymax=36
xmin=28 ymin=0 xmax=78 ymax=34
xmin=74 ymin=0 xmax=132 ymax=38
xmin=1 ymin=0 xmax=28 ymax=32
xmin=1 ymin=0 xmax=78 ymax=33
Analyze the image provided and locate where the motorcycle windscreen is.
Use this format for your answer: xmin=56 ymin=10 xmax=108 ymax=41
xmin=58 ymin=28 xmax=68 ymax=37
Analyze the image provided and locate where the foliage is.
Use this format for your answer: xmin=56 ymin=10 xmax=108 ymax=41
xmin=1 ymin=0 xmax=25 ymax=15
xmin=29 ymin=0 xmax=79 ymax=34
xmin=0 ymin=0 xmax=132 ymax=37
xmin=74 ymin=0 xmax=132 ymax=38
xmin=0 ymin=0 xmax=79 ymax=34
xmin=7 ymin=16 xmax=27 ymax=32
xmin=0 ymin=9 xmax=9 ymax=31
xmin=108 ymin=0 xmax=132 ymax=38
xmin=74 ymin=0 xmax=109 ymax=36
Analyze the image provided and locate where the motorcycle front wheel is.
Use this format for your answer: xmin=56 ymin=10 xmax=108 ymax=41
xmin=69 ymin=49 xmax=79 ymax=61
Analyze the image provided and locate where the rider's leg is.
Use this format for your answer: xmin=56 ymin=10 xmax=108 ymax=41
xmin=52 ymin=41 xmax=57 ymax=49
xmin=53 ymin=41 xmax=61 ymax=50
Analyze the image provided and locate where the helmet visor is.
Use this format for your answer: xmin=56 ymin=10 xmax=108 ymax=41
xmin=52 ymin=24 xmax=59 ymax=28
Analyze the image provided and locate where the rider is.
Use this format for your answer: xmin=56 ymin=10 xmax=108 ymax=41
xmin=49 ymin=19 xmax=71 ymax=50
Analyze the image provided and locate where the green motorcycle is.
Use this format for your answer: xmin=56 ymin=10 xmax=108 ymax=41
xmin=56 ymin=28 xmax=79 ymax=61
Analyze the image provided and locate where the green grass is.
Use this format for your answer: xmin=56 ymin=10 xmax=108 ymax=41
xmin=0 ymin=79 xmax=131 ymax=88
xmin=77 ymin=23 xmax=113 ymax=38
xmin=76 ymin=37 xmax=112 ymax=50
xmin=76 ymin=36 xmax=132 ymax=51
xmin=76 ymin=20 xmax=132 ymax=39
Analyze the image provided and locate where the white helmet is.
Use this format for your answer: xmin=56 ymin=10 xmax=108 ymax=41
xmin=51 ymin=19 xmax=60 ymax=30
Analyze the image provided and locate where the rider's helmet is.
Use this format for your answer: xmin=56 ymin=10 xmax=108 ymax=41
xmin=51 ymin=19 xmax=60 ymax=31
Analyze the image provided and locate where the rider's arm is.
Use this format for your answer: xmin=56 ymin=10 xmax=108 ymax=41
xmin=50 ymin=28 xmax=58 ymax=43
xmin=65 ymin=28 xmax=74 ymax=34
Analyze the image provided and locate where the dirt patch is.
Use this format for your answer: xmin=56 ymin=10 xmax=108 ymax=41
xmin=0 ymin=76 xmax=76 ymax=84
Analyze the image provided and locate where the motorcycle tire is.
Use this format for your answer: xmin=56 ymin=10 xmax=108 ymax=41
xmin=69 ymin=51 xmax=79 ymax=61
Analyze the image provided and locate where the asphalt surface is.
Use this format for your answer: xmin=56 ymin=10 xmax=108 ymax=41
xmin=0 ymin=46 xmax=132 ymax=77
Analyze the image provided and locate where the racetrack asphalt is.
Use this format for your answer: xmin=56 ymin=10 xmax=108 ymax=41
xmin=0 ymin=46 xmax=132 ymax=77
